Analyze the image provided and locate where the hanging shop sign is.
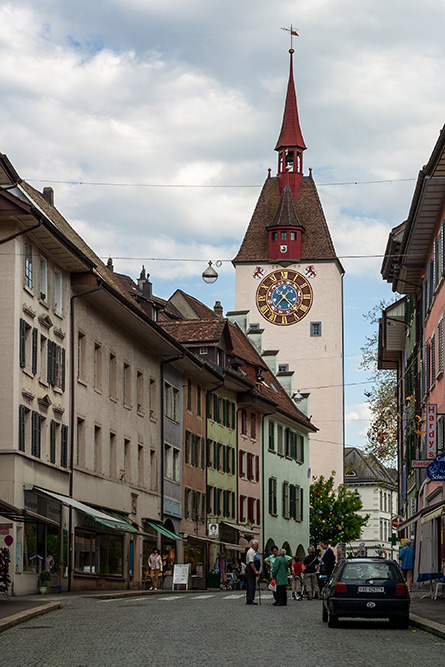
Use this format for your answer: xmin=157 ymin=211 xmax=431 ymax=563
xmin=208 ymin=522 xmax=219 ymax=539
xmin=426 ymin=404 xmax=437 ymax=460
xmin=427 ymin=453 xmax=445 ymax=481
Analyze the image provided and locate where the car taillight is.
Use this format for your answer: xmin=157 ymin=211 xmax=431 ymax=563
xmin=395 ymin=583 xmax=408 ymax=594
xmin=335 ymin=582 xmax=348 ymax=593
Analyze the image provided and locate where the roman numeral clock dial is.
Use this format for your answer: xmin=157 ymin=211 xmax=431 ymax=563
xmin=255 ymin=270 xmax=313 ymax=326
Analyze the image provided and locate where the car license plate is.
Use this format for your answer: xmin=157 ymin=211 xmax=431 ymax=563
xmin=358 ymin=586 xmax=384 ymax=593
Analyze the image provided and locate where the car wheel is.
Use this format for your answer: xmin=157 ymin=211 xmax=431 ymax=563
xmin=322 ymin=605 xmax=328 ymax=622
xmin=327 ymin=610 xmax=339 ymax=628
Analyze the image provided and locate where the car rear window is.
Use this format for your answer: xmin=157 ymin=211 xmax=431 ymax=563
xmin=342 ymin=562 xmax=400 ymax=581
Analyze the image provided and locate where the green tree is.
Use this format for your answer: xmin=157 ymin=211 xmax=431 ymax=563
xmin=360 ymin=300 xmax=398 ymax=464
xmin=310 ymin=475 xmax=369 ymax=546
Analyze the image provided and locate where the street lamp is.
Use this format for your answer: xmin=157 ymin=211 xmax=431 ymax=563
xmin=202 ymin=261 xmax=219 ymax=284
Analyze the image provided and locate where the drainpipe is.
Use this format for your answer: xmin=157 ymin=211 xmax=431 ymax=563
xmin=261 ymin=415 xmax=266 ymax=556
xmin=67 ymin=280 xmax=102 ymax=590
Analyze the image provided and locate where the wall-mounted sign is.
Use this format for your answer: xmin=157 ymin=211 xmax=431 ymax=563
xmin=412 ymin=461 xmax=430 ymax=468
xmin=208 ymin=522 xmax=219 ymax=539
xmin=427 ymin=454 xmax=445 ymax=481
xmin=426 ymin=404 xmax=437 ymax=459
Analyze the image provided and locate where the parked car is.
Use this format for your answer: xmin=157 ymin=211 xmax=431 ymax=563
xmin=321 ymin=557 xmax=410 ymax=628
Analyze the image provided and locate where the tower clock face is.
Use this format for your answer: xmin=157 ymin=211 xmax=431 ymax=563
xmin=255 ymin=269 xmax=313 ymax=326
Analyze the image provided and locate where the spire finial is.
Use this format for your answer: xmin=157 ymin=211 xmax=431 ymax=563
xmin=280 ymin=24 xmax=299 ymax=50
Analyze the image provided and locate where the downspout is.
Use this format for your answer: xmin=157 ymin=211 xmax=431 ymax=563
xmin=68 ymin=280 xmax=102 ymax=590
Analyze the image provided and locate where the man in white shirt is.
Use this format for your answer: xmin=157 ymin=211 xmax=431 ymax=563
xmin=245 ymin=539 xmax=261 ymax=605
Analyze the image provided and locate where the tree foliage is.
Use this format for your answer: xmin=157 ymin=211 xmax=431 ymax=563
xmin=360 ymin=300 xmax=398 ymax=464
xmin=310 ymin=475 xmax=369 ymax=546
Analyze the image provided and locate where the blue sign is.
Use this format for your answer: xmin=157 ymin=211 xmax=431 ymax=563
xmin=427 ymin=454 xmax=445 ymax=481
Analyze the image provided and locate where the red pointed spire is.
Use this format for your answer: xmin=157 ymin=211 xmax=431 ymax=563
xmin=275 ymin=49 xmax=306 ymax=198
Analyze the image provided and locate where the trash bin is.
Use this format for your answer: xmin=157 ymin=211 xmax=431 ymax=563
xmin=207 ymin=572 xmax=220 ymax=589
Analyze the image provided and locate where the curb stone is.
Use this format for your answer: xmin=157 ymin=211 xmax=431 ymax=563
xmin=0 ymin=602 xmax=61 ymax=633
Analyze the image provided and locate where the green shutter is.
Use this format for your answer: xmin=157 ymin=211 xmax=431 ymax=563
xmin=231 ymin=448 xmax=235 ymax=475
xmin=61 ymin=425 xmax=68 ymax=468
xmin=32 ymin=328 xmax=38 ymax=375
xmin=19 ymin=405 xmax=26 ymax=452
xmin=19 ymin=319 xmax=26 ymax=368
xmin=231 ymin=403 xmax=236 ymax=429
xmin=206 ymin=438 xmax=212 ymax=467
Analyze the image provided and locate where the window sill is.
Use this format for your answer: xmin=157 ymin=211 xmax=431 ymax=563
xmin=109 ymin=396 xmax=118 ymax=403
xmin=22 ymin=368 xmax=34 ymax=379
xmin=39 ymin=299 xmax=50 ymax=309
xmin=77 ymin=378 xmax=87 ymax=387
xmin=23 ymin=285 xmax=34 ymax=298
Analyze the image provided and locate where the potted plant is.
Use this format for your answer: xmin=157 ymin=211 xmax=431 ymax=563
xmin=38 ymin=570 xmax=51 ymax=594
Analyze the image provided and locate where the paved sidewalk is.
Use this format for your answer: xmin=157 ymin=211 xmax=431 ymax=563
xmin=1 ymin=586 xmax=445 ymax=637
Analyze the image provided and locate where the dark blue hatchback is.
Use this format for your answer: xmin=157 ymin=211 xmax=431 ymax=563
xmin=321 ymin=557 xmax=410 ymax=628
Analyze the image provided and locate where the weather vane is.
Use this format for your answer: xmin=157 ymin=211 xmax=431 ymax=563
xmin=280 ymin=24 xmax=299 ymax=50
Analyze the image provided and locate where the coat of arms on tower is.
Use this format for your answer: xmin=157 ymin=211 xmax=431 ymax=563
xmin=305 ymin=265 xmax=317 ymax=278
xmin=252 ymin=266 xmax=266 ymax=280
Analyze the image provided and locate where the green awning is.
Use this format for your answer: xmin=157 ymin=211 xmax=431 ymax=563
xmin=146 ymin=521 xmax=183 ymax=541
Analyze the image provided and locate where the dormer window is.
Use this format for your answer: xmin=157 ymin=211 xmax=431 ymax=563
xmin=278 ymin=364 xmax=289 ymax=372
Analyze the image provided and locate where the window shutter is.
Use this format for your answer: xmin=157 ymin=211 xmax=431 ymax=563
xmin=239 ymin=450 xmax=244 ymax=477
xmin=231 ymin=403 xmax=236 ymax=429
xmin=50 ymin=420 xmax=56 ymax=463
xmin=289 ymin=484 xmax=296 ymax=519
xmin=47 ymin=341 xmax=53 ymax=384
xmin=61 ymin=347 xmax=66 ymax=391
xmin=19 ymin=405 xmax=26 ymax=451
xmin=61 ymin=424 xmax=68 ymax=467
xmin=300 ymin=435 xmax=304 ymax=463
xmin=256 ymin=499 xmax=260 ymax=525
xmin=299 ymin=487 xmax=304 ymax=521
xmin=206 ymin=438 xmax=212 ymax=467
xmin=268 ymin=478 xmax=273 ymax=514
xmin=247 ymin=452 xmax=252 ymax=480
xmin=206 ymin=486 xmax=212 ymax=513
xmin=206 ymin=393 xmax=211 ymax=419
xmin=255 ymin=455 xmax=260 ymax=482
xmin=31 ymin=411 xmax=41 ymax=458
xmin=231 ymin=448 xmax=235 ymax=475
xmin=19 ymin=319 xmax=26 ymax=367
xmin=32 ymin=328 xmax=38 ymax=375
xmin=201 ymin=438 xmax=205 ymax=469
xmin=239 ymin=495 xmax=245 ymax=522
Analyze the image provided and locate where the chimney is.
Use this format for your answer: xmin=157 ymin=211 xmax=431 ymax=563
xmin=106 ymin=257 xmax=114 ymax=272
xmin=214 ymin=301 xmax=224 ymax=319
xmin=138 ymin=266 xmax=152 ymax=299
xmin=43 ymin=187 xmax=54 ymax=206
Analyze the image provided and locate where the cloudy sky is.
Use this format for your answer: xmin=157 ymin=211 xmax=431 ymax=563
xmin=1 ymin=0 xmax=444 ymax=451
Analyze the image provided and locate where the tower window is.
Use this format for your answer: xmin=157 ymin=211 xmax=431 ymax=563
xmin=290 ymin=231 xmax=297 ymax=241
xmin=280 ymin=231 xmax=287 ymax=241
xmin=310 ymin=322 xmax=322 ymax=337
xmin=272 ymin=232 xmax=277 ymax=241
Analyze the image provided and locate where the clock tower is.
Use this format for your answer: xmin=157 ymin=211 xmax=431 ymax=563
xmin=233 ymin=49 xmax=345 ymax=481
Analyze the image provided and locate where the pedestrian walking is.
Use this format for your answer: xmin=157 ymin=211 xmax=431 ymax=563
xmin=147 ymin=548 xmax=163 ymax=590
xmin=318 ymin=540 xmax=336 ymax=593
xmin=245 ymin=539 xmax=261 ymax=605
xmin=398 ymin=539 xmax=415 ymax=592
xmin=291 ymin=555 xmax=304 ymax=600
xmin=303 ymin=546 xmax=320 ymax=600
xmin=271 ymin=548 xmax=289 ymax=606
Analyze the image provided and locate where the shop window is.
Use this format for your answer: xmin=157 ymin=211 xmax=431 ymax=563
xmin=23 ymin=523 xmax=37 ymax=572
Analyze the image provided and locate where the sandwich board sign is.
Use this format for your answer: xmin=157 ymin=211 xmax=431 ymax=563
xmin=172 ymin=563 xmax=190 ymax=590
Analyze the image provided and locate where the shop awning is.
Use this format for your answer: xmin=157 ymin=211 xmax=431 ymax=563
xmin=0 ymin=498 xmax=59 ymax=528
xmin=145 ymin=521 xmax=184 ymax=541
xmin=180 ymin=533 xmax=245 ymax=551
xmin=34 ymin=487 xmax=131 ymax=532
xmin=219 ymin=521 xmax=256 ymax=537
xmin=421 ymin=505 xmax=445 ymax=524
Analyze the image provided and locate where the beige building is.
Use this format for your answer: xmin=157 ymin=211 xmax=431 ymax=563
xmin=0 ymin=154 xmax=194 ymax=594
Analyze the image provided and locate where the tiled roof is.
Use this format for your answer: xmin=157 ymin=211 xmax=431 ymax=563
xmin=233 ymin=175 xmax=338 ymax=264
xmin=157 ymin=319 xmax=227 ymax=344
xmin=169 ymin=289 xmax=219 ymax=320
xmin=267 ymin=185 xmax=303 ymax=229
xmin=344 ymin=447 xmax=396 ymax=486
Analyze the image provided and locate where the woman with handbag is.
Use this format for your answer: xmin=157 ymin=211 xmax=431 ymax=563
xmin=303 ymin=546 xmax=320 ymax=600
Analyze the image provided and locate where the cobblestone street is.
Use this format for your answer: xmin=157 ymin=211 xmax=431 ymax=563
xmin=1 ymin=592 xmax=444 ymax=667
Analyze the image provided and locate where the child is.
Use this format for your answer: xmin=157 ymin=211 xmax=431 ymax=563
xmin=291 ymin=555 xmax=304 ymax=600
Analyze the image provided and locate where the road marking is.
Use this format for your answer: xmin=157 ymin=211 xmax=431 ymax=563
xmin=159 ymin=596 xmax=183 ymax=601
xmin=190 ymin=595 xmax=215 ymax=599
xmin=223 ymin=594 xmax=245 ymax=599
